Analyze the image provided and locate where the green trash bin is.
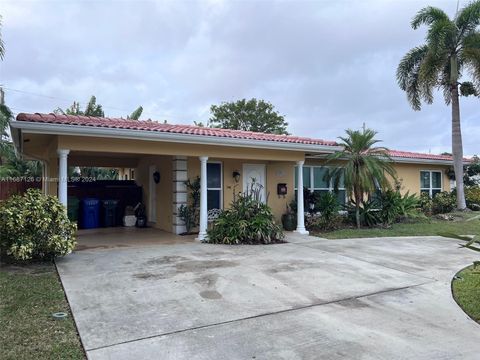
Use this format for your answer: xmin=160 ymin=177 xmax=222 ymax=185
xmin=67 ymin=197 xmax=80 ymax=222
xmin=102 ymin=200 xmax=119 ymax=227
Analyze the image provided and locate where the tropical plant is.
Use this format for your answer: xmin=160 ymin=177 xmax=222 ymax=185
xmin=432 ymin=191 xmax=457 ymax=214
xmin=128 ymin=106 xmax=143 ymax=120
xmin=281 ymin=203 xmax=297 ymax=231
xmin=206 ymin=191 xmax=283 ymax=245
xmin=396 ymin=1 xmax=480 ymax=210
xmin=419 ymin=192 xmax=433 ymax=214
xmin=397 ymin=191 xmax=423 ymax=219
xmin=315 ymin=191 xmax=340 ymax=221
xmin=0 ymin=189 xmax=77 ymax=261
xmin=209 ymin=98 xmax=289 ymax=134
xmin=377 ymin=190 xmax=422 ymax=224
xmin=345 ymin=198 xmax=382 ymax=227
xmin=464 ymin=155 xmax=480 ymax=186
xmin=178 ymin=177 xmax=201 ymax=233
xmin=0 ymin=104 xmax=42 ymax=178
xmin=326 ymin=128 xmax=397 ymax=228
xmin=465 ymin=186 xmax=480 ymax=210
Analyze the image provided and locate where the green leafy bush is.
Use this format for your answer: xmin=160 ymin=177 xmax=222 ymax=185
xmin=178 ymin=176 xmax=200 ymax=233
xmin=346 ymin=199 xmax=382 ymax=227
xmin=206 ymin=192 xmax=283 ymax=245
xmin=378 ymin=190 xmax=422 ymax=224
xmin=419 ymin=192 xmax=433 ymax=215
xmin=0 ymin=189 xmax=77 ymax=261
xmin=305 ymin=212 xmax=344 ymax=231
xmin=465 ymin=187 xmax=480 ymax=211
xmin=315 ymin=192 xmax=340 ymax=221
xmin=432 ymin=191 xmax=456 ymax=214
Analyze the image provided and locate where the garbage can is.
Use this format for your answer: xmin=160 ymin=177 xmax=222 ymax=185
xmin=81 ymin=198 xmax=100 ymax=229
xmin=67 ymin=196 xmax=80 ymax=222
xmin=102 ymin=200 xmax=119 ymax=227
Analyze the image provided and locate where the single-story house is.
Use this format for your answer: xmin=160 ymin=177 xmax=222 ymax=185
xmin=10 ymin=113 xmax=458 ymax=240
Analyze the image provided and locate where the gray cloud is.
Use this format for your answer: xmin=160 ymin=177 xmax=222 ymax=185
xmin=1 ymin=0 xmax=478 ymax=154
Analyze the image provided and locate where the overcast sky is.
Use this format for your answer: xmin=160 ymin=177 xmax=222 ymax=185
xmin=1 ymin=0 xmax=479 ymax=154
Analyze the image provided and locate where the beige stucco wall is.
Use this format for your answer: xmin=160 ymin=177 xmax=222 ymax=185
xmin=135 ymin=155 xmax=173 ymax=232
xmin=392 ymin=163 xmax=450 ymax=194
xmin=304 ymin=158 xmax=451 ymax=196
xmin=56 ymin=135 xmax=304 ymax=161
xmin=187 ymin=157 xmax=295 ymax=222
xmin=23 ymin=133 xmax=453 ymax=233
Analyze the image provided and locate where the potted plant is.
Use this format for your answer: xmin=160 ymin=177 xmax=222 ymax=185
xmin=281 ymin=203 xmax=297 ymax=231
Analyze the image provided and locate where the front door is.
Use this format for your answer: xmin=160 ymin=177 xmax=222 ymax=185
xmin=243 ymin=164 xmax=266 ymax=202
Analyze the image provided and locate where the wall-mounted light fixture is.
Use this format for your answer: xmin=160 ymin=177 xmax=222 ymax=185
xmin=232 ymin=170 xmax=241 ymax=183
xmin=153 ymin=171 xmax=161 ymax=184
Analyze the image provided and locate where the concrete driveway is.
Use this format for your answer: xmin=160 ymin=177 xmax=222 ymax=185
xmin=56 ymin=233 xmax=480 ymax=359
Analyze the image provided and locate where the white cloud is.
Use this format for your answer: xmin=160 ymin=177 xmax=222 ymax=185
xmin=0 ymin=0 xmax=478 ymax=154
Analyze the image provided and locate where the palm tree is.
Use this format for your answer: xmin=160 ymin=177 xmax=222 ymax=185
xmin=397 ymin=1 xmax=480 ymax=210
xmin=0 ymin=16 xmax=5 ymax=60
xmin=327 ymin=129 xmax=397 ymax=229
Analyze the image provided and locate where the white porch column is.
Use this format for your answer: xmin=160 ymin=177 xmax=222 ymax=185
xmin=57 ymin=149 xmax=70 ymax=208
xmin=197 ymin=156 xmax=209 ymax=241
xmin=295 ymin=160 xmax=309 ymax=235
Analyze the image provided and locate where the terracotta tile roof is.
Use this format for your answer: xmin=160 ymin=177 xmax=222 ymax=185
xmin=15 ymin=113 xmax=460 ymax=162
xmin=15 ymin=112 xmax=338 ymax=146
xmin=387 ymin=150 xmax=455 ymax=162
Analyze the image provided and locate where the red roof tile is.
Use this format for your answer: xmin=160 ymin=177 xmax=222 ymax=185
xmin=15 ymin=113 xmax=460 ymax=162
xmin=387 ymin=150 xmax=454 ymax=161
xmin=15 ymin=113 xmax=337 ymax=146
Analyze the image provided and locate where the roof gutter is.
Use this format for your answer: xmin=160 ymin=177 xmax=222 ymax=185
xmin=10 ymin=120 xmax=343 ymax=153
xmin=306 ymin=153 xmax=459 ymax=166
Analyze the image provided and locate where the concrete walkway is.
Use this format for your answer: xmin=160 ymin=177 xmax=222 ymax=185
xmin=56 ymin=233 xmax=480 ymax=359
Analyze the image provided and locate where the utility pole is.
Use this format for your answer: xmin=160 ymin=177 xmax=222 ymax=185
xmin=0 ymin=87 xmax=4 ymax=105
xmin=362 ymin=122 xmax=366 ymax=133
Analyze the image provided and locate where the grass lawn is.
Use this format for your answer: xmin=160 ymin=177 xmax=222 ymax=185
xmin=452 ymin=265 xmax=480 ymax=323
xmin=314 ymin=212 xmax=480 ymax=239
xmin=0 ymin=262 xmax=85 ymax=360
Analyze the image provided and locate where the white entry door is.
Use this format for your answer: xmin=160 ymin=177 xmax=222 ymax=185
xmin=243 ymin=164 xmax=266 ymax=202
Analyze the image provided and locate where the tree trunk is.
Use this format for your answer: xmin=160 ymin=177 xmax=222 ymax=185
xmin=355 ymin=191 xmax=361 ymax=229
xmin=451 ymin=84 xmax=467 ymax=210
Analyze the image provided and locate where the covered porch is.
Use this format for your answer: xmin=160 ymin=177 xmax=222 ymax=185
xmin=37 ymin=136 xmax=312 ymax=240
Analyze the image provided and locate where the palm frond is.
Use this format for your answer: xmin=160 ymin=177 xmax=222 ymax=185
xmin=456 ymin=0 xmax=480 ymax=35
xmin=396 ymin=45 xmax=429 ymax=110
xmin=0 ymin=16 xmax=4 ymax=60
xmin=411 ymin=6 xmax=449 ymax=29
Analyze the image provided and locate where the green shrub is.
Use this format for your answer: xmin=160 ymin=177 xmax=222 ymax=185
xmin=0 ymin=189 xmax=77 ymax=261
xmin=206 ymin=192 xmax=283 ymax=245
xmin=378 ymin=190 xmax=422 ymax=224
xmin=346 ymin=199 xmax=381 ymax=227
xmin=178 ymin=176 xmax=200 ymax=233
xmin=305 ymin=212 xmax=344 ymax=231
xmin=419 ymin=192 xmax=433 ymax=215
xmin=465 ymin=187 xmax=480 ymax=210
xmin=432 ymin=191 xmax=456 ymax=214
xmin=315 ymin=192 xmax=340 ymax=221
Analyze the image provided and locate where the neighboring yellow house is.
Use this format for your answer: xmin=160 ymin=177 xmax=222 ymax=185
xmin=11 ymin=113 xmax=456 ymax=239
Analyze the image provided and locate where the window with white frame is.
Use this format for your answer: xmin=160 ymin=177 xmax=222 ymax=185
xmin=294 ymin=166 xmax=346 ymax=204
xmin=207 ymin=162 xmax=222 ymax=210
xmin=420 ymin=170 xmax=442 ymax=197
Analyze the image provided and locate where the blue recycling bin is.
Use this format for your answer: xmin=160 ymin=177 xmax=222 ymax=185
xmin=81 ymin=198 xmax=100 ymax=229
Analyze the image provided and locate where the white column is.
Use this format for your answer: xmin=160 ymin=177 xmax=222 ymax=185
xmin=196 ymin=156 xmax=209 ymax=241
xmin=295 ymin=160 xmax=308 ymax=235
xmin=57 ymin=149 xmax=70 ymax=208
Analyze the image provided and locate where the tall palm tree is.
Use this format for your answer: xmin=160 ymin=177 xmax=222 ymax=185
xmin=327 ymin=129 xmax=397 ymax=229
xmin=0 ymin=16 xmax=5 ymax=60
xmin=397 ymin=1 xmax=480 ymax=210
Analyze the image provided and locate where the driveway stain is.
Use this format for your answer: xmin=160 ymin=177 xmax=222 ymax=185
xmin=200 ymin=290 xmax=222 ymax=299
xmin=133 ymin=272 xmax=168 ymax=280
xmin=145 ymin=255 xmax=189 ymax=266
xmin=175 ymin=260 xmax=238 ymax=273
